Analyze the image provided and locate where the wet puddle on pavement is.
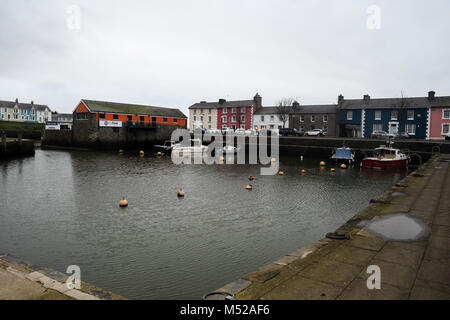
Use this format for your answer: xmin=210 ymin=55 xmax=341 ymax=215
xmin=358 ymin=213 xmax=430 ymax=241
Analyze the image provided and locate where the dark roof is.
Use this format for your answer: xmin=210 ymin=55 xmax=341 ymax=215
xmin=339 ymin=96 xmax=450 ymax=110
xmin=189 ymin=99 xmax=253 ymax=109
xmin=81 ymin=99 xmax=187 ymax=118
xmin=0 ymin=100 xmax=50 ymax=111
xmin=254 ymin=107 xmax=278 ymax=115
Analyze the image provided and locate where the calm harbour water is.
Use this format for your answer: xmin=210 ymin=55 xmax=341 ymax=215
xmin=0 ymin=149 xmax=406 ymax=299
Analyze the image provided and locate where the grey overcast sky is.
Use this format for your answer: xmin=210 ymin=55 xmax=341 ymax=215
xmin=0 ymin=0 xmax=449 ymax=115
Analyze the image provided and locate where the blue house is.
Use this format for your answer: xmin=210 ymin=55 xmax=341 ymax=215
xmin=338 ymin=93 xmax=433 ymax=140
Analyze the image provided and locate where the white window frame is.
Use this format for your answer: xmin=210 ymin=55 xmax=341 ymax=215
xmin=391 ymin=110 xmax=398 ymax=120
xmin=241 ymin=115 xmax=245 ymax=122
xmin=443 ymin=109 xmax=450 ymax=120
xmin=323 ymin=115 xmax=328 ymax=122
xmin=222 ymin=108 xmax=227 ymax=113
xmin=221 ymin=116 xmax=227 ymax=122
xmin=311 ymin=115 xmax=316 ymax=122
xmin=232 ymin=107 xmax=236 ymax=113
xmin=270 ymin=115 xmax=274 ymax=121
xmin=346 ymin=111 xmax=353 ymax=121
xmin=442 ymin=123 xmax=450 ymax=135
xmin=240 ymin=124 xmax=245 ymax=129
xmin=407 ymin=110 xmax=414 ymax=120
xmin=300 ymin=115 xmax=304 ymax=122
xmin=208 ymin=116 xmax=211 ymax=122
xmin=232 ymin=115 xmax=236 ymax=122
xmin=299 ymin=125 xmax=304 ymax=132
xmin=375 ymin=111 xmax=382 ymax=121
xmin=260 ymin=115 xmax=265 ymax=122
xmin=406 ymin=123 xmax=416 ymax=135
xmin=373 ymin=123 xmax=383 ymax=132
xmin=193 ymin=115 xmax=196 ymax=121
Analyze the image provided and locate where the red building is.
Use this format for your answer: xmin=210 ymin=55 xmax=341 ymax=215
xmin=189 ymin=94 xmax=261 ymax=130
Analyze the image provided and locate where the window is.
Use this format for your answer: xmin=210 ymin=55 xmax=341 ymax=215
xmin=323 ymin=126 xmax=328 ymax=133
xmin=323 ymin=115 xmax=328 ymax=122
xmin=241 ymin=115 xmax=245 ymax=122
xmin=208 ymin=108 xmax=211 ymax=114
xmin=373 ymin=123 xmax=383 ymax=132
xmin=200 ymin=109 xmax=204 ymax=114
xmin=232 ymin=107 xmax=236 ymax=113
xmin=222 ymin=108 xmax=227 ymax=113
xmin=391 ymin=110 xmax=398 ymax=120
xmin=407 ymin=110 xmax=414 ymax=120
xmin=200 ymin=115 xmax=203 ymax=121
xmin=208 ymin=116 xmax=211 ymax=122
xmin=346 ymin=111 xmax=353 ymax=121
xmin=300 ymin=115 xmax=304 ymax=122
xmin=163 ymin=118 xmax=167 ymax=122
xmin=270 ymin=124 xmax=274 ymax=129
xmin=232 ymin=115 xmax=236 ymax=122
xmin=261 ymin=116 xmax=265 ymax=121
xmin=174 ymin=118 xmax=177 ymax=123
xmin=208 ymin=125 xmax=211 ymax=129
xmin=375 ymin=111 xmax=381 ymax=120
xmin=222 ymin=124 xmax=227 ymax=128
xmin=241 ymin=124 xmax=245 ymax=129
xmin=221 ymin=116 xmax=227 ymax=122
xmin=270 ymin=115 xmax=274 ymax=121
xmin=77 ymin=113 xmax=88 ymax=120
xmin=193 ymin=115 xmax=197 ymax=121
xmin=113 ymin=114 xmax=119 ymax=120
xmin=442 ymin=124 xmax=450 ymax=135
xmin=311 ymin=115 xmax=316 ymax=122
xmin=140 ymin=116 xmax=144 ymax=122
xmin=406 ymin=123 xmax=416 ymax=135
xmin=99 ymin=113 xmax=105 ymax=119
xmin=152 ymin=117 xmax=156 ymax=122
xmin=443 ymin=109 xmax=450 ymax=119
xmin=127 ymin=115 xmax=132 ymax=121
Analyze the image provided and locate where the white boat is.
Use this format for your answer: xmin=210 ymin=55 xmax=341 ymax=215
xmin=171 ymin=139 xmax=207 ymax=157
xmin=223 ymin=145 xmax=240 ymax=154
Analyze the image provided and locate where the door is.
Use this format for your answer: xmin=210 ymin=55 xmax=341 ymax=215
xmin=389 ymin=122 xmax=399 ymax=135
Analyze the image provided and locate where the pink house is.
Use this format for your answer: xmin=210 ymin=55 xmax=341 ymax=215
xmin=217 ymin=101 xmax=253 ymax=130
xmin=428 ymin=91 xmax=450 ymax=139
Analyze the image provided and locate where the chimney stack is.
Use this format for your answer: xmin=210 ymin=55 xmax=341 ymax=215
xmin=15 ymin=98 xmax=18 ymax=104
xmin=253 ymin=93 xmax=262 ymax=112
xmin=338 ymin=94 xmax=344 ymax=104
xmin=218 ymin=98 xmax=226 ymax=104
xmin=292 ymin=100 xmax=300 ymax=109
xmin=428 ymin=91 xmax=435 ymax=100
xmin=363 ymin=94 xmax=370 ymax=101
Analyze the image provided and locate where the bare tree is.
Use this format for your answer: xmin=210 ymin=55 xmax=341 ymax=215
xmin=276 ymin=98 xmax=294 ymax=128
xmin=397 ymin=90 xmax=410 ymax=127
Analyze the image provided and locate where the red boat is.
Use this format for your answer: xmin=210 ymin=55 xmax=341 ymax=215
xmin=362 ymin=145 xmax=410 ymax=169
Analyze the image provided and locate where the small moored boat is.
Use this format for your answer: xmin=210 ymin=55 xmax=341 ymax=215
xmin=362 ymin=144 xmax=409 ymax=169
xmin=331 ymin=147 xmax=355 ymax=164
xmin=153 ymin=140 xmax=177 ymax=155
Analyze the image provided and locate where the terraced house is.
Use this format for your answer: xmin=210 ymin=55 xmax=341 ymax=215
xmin=0 ymin=98 xmax=51 ymax=123
xmin=189 ymin=93 xmax=261 ymax=131
xmin=337 ymin=92 xmax=447 ymax=139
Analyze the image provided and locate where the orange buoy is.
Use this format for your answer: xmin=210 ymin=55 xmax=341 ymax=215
xmin=320 ymin=161 xmax=326 ymax=166
xmin=341 ymin=164 xmax=347 ymax=169
xmin=330 ymin=168 xmax=336 ymax=172
xmin=278 ymin=171 xmax=284 ymax=175
xmin=140 ymin=150 xmax=144 ymax=157
xmin=119 ymin=198 xmax=128 ymax=207
xmin=177 ymin=189 xmax=185 ymax=197
xmin=245 ymin=185 xmax=253 ymax=190
xmin=301 ymin=169 xmax=306 ymax=174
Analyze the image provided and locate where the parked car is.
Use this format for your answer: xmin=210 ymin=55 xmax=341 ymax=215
xmin=370 ymin=130 xmax=394 ymax=139
xmin=394 ymin=132 xmax=411 ymax=139
xmin=279 ymin=128 xmax=300 ymax=136
xmin=305 ymin=129 xmax=324 ymax=136
xmin=221 ymin=127 xmax=234 ymax=134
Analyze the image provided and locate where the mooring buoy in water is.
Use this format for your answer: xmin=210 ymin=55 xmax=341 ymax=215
xmin=157 ymin=151 xmax=162 ymax=157
xmin=248 ymin=176 xmax=257 ymax=181
xmin=271 ymin=158 xmax=277 ymax=163
xmin=177 ymin=189 xmax=185 ymax=197
xmin=278 ymin=171 xmax=284 ymax=175
xmin=320 ymin=161 xmax=326 ymax=166
xmin=140 ymin=150 xmax=144 ymax=157
xmin=219 ymin=156 xmax=225 ymax=162
xmin=119 ymin=198 xmax=128 ymax=207
xmin=341 ymin=164 xmax=347 ymax=169
xmin=330 ymin=168 xmax=335 ymax=172
xmin=301 ymin=169 xmax=306 ymax=174
xmin=245 ymin=184 xmax=253 ymax=190
xmin=119 ymin=149 xmax=124 ymax=154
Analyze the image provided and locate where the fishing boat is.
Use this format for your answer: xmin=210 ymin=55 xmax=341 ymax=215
xmin=362 ymin=144 xmax=410 ymax=169
xmin=331 ymin=147 xmax=355 ymax=164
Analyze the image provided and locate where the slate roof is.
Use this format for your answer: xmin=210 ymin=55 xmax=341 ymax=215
xmin=0 ymin=100 xmax=50 ymax=111
xmin=339 ymin=96 xmax=450 ymax=110
xmin=189 ymin=100 xmax=253 ymax=109
xmin=81 ymin=99 xmax=187 ymax=118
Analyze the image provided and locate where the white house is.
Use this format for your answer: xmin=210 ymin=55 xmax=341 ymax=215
xmin=0 ymin=98 xmax=51 ymax=123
